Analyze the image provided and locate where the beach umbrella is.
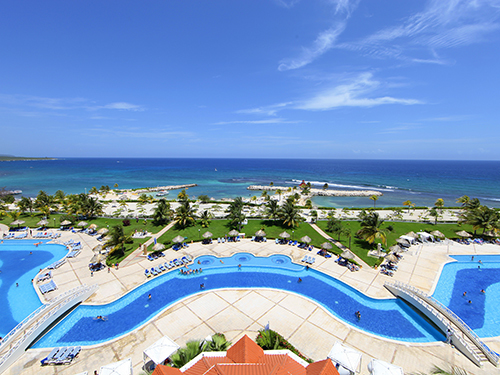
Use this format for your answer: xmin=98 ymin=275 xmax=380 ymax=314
xmin=202 ymin=231 xmax=213 ymax=239
xmin=37 ymin=219 xmax=48 ymax=226
xmin=100 ymin=358 xmax=133 ymax=375
xmin=300 ymin=235 xmax=311 ymax=243
xmin=385 ymin=253 xmax=399 ymax=263
xmin=341 ymin=249 xmax=355 ymax=259
xmin=279 ymin=231 xmax=290 ymax=239
xmin=228 ymin=229 xmax=239 ymax=236
xmin=255 ymin=229 xmax=266 ymax=237
xmin=90 ymin=253 xmax=104 ymax=265
xmin=78 ymin=221 xmax=88 ymax=228
xmin=152 ymin=243 xmax=165 ymax=251
xmin=321 ymin=242 xmax=333 ymax=250
xmin=405 ymin=231 xmax=418 ymax=239
xmin=93 ymin=244 xmax=103 ymax=253
xmin=368 ymin=359 xmax=404 ymax=375
xmin=97 ymin=228 xmax=109 ymax=235
xmin=396 ymin=238 xmax=410 ymax=246
xmin=173 ymin=235 xmax=184 ymax=244
xmin=11 ymin=219 xmax=25 ymax=226
xmin=389 ymin=245 xmax=403 ymax=254
xmin=484 ymin=230 xmax=499 ymax=237
xmin=430 ymin=230 xmax=445 ymax=238
xmin=456 ymin=230 xmax=472 ymax=238
xmin=61 ymin=220 xmax=72 ymax=226
xmin=89 ymin=223 xmax=98 ymax=230
xmin=327 ymin=342 xmax=362 ymax=374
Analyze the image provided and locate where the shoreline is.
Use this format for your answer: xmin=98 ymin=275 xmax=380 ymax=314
xmin=248 ymin=185 xmax=383 ymax=198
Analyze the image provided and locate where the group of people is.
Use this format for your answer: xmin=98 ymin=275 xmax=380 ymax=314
xmin=180 ymin=268 xmax=202 ymax=275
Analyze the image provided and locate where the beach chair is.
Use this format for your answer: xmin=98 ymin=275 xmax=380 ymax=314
xmin=154 ymin=266 xmax=162 ymax=274
xmin=165 ymin=262 xmax=172 ymax=269
xmin=41 ymin=348 xmax=60 ymax=365
xmin=186 ymin=255 xmax=192 ymax=262
xmin=181 ymin=256 xmax=188 ymax=264
xmin=159 ymin=264 xmax=166 ymax=272
xmin=301 ymin=255 xmax=308 ymax=262
xmin=145 ymin=269 xmax=151 ymax=277
xmin=150 ymin=267 xmax=158 ymax=276
xmin=38 ymin=271 xmax=52 ymax=282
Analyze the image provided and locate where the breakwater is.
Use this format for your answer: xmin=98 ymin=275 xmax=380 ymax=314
xmin=247 ymin=185 xmax=382 ymax=197
xmin=127 ymin=184 xmax=197 ymax=193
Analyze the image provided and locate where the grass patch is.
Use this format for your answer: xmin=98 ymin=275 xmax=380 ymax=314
xmin=316 ymin=220 xmax=475 ymax=267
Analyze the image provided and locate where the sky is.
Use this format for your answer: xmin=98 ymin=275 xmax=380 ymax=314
xmin=1 ymin=0 xmax=500 ymax=160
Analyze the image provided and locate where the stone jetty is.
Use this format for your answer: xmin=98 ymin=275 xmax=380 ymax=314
xmin=247 ymin=185 xmax=382 ymax=197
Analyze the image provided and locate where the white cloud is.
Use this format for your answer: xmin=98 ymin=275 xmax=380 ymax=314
xmin=98 ymin=102 xmax=145 ymax=111
xmin=214 ymin=118 xmax=298 ymax=125
xmin=236 ymin=102 xmax=292 ymax=116
xmin=295 ymin=73 xmax=421 ymax=111
xmin=278 ymin=0 xmax=359 ymax=70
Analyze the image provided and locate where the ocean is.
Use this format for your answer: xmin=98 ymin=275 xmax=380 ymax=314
xmin=1 ymin=158 xmax=500 ymax=208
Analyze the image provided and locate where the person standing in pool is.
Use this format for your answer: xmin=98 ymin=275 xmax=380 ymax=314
xmin=148 ymin=294 xmax=151 ymax=299
xmin=355 ymin=311 xmax=361 ymax=320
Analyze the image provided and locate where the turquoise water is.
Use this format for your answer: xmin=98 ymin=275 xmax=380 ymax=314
xmin=2 ymin=158 xmax=500 ymax=208
xmin=432 ymin=255 xmax=500 ymax=337
xmin=33 ymin=253 xmax=444 ymax=348
xmin=0 ymin=240 xmax=68 ymax=336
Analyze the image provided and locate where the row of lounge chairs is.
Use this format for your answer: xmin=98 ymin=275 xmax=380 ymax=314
xmin=3 ymin=232 xmax=28 ymax=239
xmin=145 ymin=255 xmax=192 ymax=277
xmin=218 ymin=236 xmax=240 ymax=243
xmin=301 ymin=255 xmax=316 ymax=264
xmin=251 ymin=236 xmax=267 ymax=242
xmin=38 ymin=270 xmax=52 ymax=282
xmin=147 ymin=252 xmax=165 ymax=261
xmin=173 ymin=242 xmax=189 ymax=251
xmin=41 ymin=346 xmax=81 ymax=365
xmin=48 ymin=258 xmax=66 ymax=269
xmin=33 ymin=232 xmax=61 ymax=239
xmin=39 ymin=280 xmax=58 ymax=294
xmin=66 ymin=242 xmax=82 ymax=258
xmin=336 ymin=257 xmax=360 ymax=272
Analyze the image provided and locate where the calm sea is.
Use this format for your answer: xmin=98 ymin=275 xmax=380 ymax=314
xmin=1 ymin=158 xmax=500 ymax=208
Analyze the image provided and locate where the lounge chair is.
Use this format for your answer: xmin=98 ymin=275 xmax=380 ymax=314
xmin=39 ymin=280 xmax=58 ymax=294
xmin=150 ymin=267 xmax=157 ymax=276
xmin=159 ymin=264 xmax=166 ymax=271
xmin=41 ymin=348 xmax=60 ymax=365
xmin=186 ymin=255 xmax=192 ymax=262
xmin=154 ymin=266 xmax=162 ymax=274
xmin=301 ymin=255 xmax=308 ymax=262
xmin=47 ymin=258 xmax=66 ymax=269
xmin=145 ymin=269 xmax=151 ymax=277
xmin=169 ymin=260 xmax=175 ymax=268
xmin=38 ymin=271 xmax=52 ymax=282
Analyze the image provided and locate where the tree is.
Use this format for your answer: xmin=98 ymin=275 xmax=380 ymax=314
xmin=403 ymin=200 xmax=414 ymax=213
xmin=175 ymin=200 xmax=196 ymax=228
xmin=170 ymin=340 xmax=207 ymax=368
xmin=89 ymin=186 xmax=99 ymax=195
xmin=460 ymin=205 xmax=500 ymax=235
xmin=114 ymin=183 xmax=119 ymax=188
xmin=370 ymin=195 xmax=379 ymax=208
xmin=105 ymin=225 xmax=132 ymax=258
xmin=275 ymin=189 xmax=282 ymax=201
xmin=17 ymin=196 xmax=34 ymax=214
xmin=198 ymin=194 xmax=210 ymax=203
xmin=54 ymin=190 xmax=66 ymax=203
xmin=304 ymin=199 xmax=312 ymax=209
xmin=434 ymin=198 xmax=444 ymax=210
xmin=227 ymin=197 xmax=245 ymax=231
xmin=138 ymin=193 xmax=151 ymax=205
xmin=153 ymin=198 xmax=172 ymax=225
xmin=265 ymin=200 xmax=280 ymax=221
xmin=456 ymin=195 xmax=470 ymax=207
xmin=199 ymin=210 xmax=213 ymax=228
xmin=323 ymin=183 xmax=328 ymax=190
xmin=326 ymin=217 xmax=343 ymax=239
xmin=280 ymin=200 xmax=301 ymax=228
xmin=206 ymin=333 xmax=231 ymax=352
xmin=270 ymin=182 xmax=274 ymax=187
xmin=177 ymin=189 xmax=189 ymax=201
xmin=8 ymin=210 xmax=21 ymax=221
xmin=256 ymin=330 xmax=281 ymax=350
xmin=356 ymin=212 xmax=387 ymax=245
xmin=428 ymin=207 xmax=441 ymax=224
xmin=261 ymin=190 xmax=268 ymax=200
xmin=310 ymin=210 xmax=318 ymax=222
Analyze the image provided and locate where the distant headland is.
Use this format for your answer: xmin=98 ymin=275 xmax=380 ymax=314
xmin=0 ymin=155 xmax=56 ymax=162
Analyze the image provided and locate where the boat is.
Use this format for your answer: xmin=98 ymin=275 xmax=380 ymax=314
xmin=156 ymin=191 xmax=169 ymax=197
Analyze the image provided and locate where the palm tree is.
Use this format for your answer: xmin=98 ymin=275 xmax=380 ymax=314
xmin=304 ymin=199 xmax=313 ymax=209
xmin=256 ymin=329 xmax=281 ymax=350
xmin=175 ymin=200 xmax=196 ymax=228
xmin=428 ymin=207 xmax=440 ymax=224
xmin=265 ymin=200 xmax=280 ymax=221
xmin=177 ymin=189 xmax=189 ymax=202
xmin=170 ymin=340 xmax=207 ymax=368
xmin=326 ymin=216 xmax=342 ymax=236
xmin=403 ymin=200 xmax=414 ymax=213
xmin=426 ymin=365 xmax=470 ymax=375
xmin=8 ymin=210 xmax=21 ymax=222
xmin=206 ymin=334 xmax=231 ymax=351
xmin=17 ymin=196 xmax=34 ymax=214
xmin=153 ymin=198 xmax=172 ymax=225
xmin=261 ymin=190 xmax=268 ymax=200
xmin=370 ymin=195 xmax=379 ymax=208
xmin=275 ymin=189 xmax=282 ymax=201
xmin=105 ymin=225 xmax=132 ymax=258
xmin=456 ymin=195 xmax=470 ymax=207
xmin=357 ymin=212 xmax=387 ymax=245
xmin=199 ymin=210 xmax=213 ymax=228
xmin=434 ymin=198 xmax=444 ymax=210
xmin=323 ymin=183 xmax=329 ymax=190
xmin=89 ymin=186 xmax=99 ymax=195
xmin=138 ymin=193 xmax=150 ymax=205
xmin=461 ymin=205 xmax=500 ymax=235
xmin=280 ymin=201 xmax=301 ymax=228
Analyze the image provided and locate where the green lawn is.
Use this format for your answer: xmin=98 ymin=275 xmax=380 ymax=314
xmin=316 ymin=220 xmax=475 ymax=267
xmin=157 ymin=219 xmax=327 ymax=249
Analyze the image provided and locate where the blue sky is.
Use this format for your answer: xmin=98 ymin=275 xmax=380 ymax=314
xmin=1 ymin=0 xmax=500 ymax=159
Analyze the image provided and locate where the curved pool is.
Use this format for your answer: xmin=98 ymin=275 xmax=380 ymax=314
xmin=33 ymin=253 xmax=445 ymax=348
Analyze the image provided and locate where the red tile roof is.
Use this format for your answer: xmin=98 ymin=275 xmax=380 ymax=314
xmin=153 ymin=335 xmax=338 ymax=375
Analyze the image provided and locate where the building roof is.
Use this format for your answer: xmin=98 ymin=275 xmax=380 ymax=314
xmin=152 ymin=335 xmax=339 ymax=375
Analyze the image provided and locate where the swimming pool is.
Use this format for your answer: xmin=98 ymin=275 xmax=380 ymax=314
xmin=0 ymin=240 xmax=68 ymax=337
xmin=33 ymin=253 xmax=445 ymax=348
xmin=432 ymin=255 xmax=500 ymax=338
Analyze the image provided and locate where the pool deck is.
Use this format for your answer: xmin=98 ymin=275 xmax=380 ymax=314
xmin=4 ymin=230 xmax=500 ymax=375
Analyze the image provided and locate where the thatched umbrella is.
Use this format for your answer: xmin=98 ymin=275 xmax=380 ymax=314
xmin=431 ymin=230 xmax=445 ymax=238
xmin=97 ymin=228 xmax=109 ymax=235
xmin=152 ymin=243 xmax=165 ymax=251
xmin=11 ymin=219 xmax=25 ymax=226
xmin=93 ymin=244 xmax=103 ymax=253
xmin=89 ymin=223 xmax=98 ymax=230
xmin=202 ymin=231 xmax=213 ymax=239
xmin=61 ymin=220 xmax=72 ymax=226
xmin=255 ymin=229 xmax=266 ymax=237
xmin=389 ymin=245 xmax=403 ymax=253
xmin=279 ymin=231 xmax=290 ymax=239
xmin=90 ymin=253 xmax=105 ymax=265
xmin=37 ymin=219 xmax=48 ymax=226
xmin=456 ymin=230 xmax=472 ymax=238
xmin=385 ymin=253 xmax=399 ymax=263
xmin=484 ymin=230 xmax=498 ymax=237
xmin=341 ymin=249 xmax=355 ymax=259
xmin=321 ymin=242 xmax=333 ymax=250
xmin=406 ymin=231 xmax=418 ymax=239
xmin=78 ymin=221 xmax=88 ymax=228
xmin=396 ymin=238 xmax=410 ymax=246
xmin=228 ymin=229 xmax=239 ymax=236
xmin=173 ymin=235 xmax=184 ymax=244
xmin=301 ymin=235 xmax=311 ymax=244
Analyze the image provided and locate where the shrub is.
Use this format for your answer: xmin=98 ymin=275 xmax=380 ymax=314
xmin=122 ymin=219 xmax=131 ymax=226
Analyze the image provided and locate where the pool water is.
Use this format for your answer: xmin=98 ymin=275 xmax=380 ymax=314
xmin=432 ymin=255 xmax=500 ymax=337
xmin=0 ymin=240 xmax=68 ymax=336
xmin=33 ymin=253 xmax=444 ymax=348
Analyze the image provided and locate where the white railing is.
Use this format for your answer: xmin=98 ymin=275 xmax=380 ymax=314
xmin=0 ymin=284 xmax=98 ymax=372
xmin=388 ymin=281 xmax=498 ymax=366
